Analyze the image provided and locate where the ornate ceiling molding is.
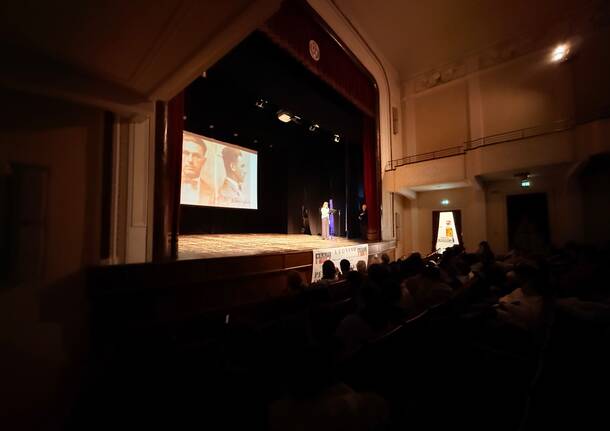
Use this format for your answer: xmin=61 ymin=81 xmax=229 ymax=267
xmin=410 ymin=0 xmax=609 ymax=95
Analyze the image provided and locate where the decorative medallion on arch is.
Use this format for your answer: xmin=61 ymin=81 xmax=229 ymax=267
xmin=261 ymin=0 xmax=377 ymax=118
xmin=309 ymin=39 xmax=320 ymax=61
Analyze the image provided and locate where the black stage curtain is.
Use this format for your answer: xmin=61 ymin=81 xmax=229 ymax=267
xmin=262 ymin=0 xmax=380 ymax=240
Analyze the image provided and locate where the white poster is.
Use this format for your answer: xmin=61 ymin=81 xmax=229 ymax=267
xmin=435 ymin=211 xmax=459 ymax=253
xmin=311 ymin=244 xmax=369 ymax=282
xmin=180 ymin=131 xmax=258 ymax=209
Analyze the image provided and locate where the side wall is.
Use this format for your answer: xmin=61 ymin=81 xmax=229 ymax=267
xmin=399 ymin=24 xmax=610 ymax=256
xmin=0 ymin=90 xmax=104 ymax=429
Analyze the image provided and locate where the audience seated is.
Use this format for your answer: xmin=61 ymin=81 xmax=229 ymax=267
xmin=335 ymin=273 xmax=393 ymax=355
xmin=89 ymin=238 xmax=610 ymax=431
xmin=311 ymin=260 xmax=338 ymax=289
xmin=495 ymin=261 xmax=548 ymax=332
xmin=398 ymin=252 xmax=424 ymax=280
xmin=356 ymin=260 xmax=367 ymax=275
xmin=398 ymin=279 xmax=417 ymax=316
xmin=404 ymin=264 xmax=453 ymax=311
xmin=339 ymin=259 xmax=351 ymax=280
xmin=271 ymin=241 xmax=609 ymax=428
xmin=269 ymin=347 xmax=389 ymax=431
xmin=285 ymin=270 xmax=307 ymax=295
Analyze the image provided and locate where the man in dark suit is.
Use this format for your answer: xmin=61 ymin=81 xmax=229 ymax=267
xmin=358 ymin=203 xmax=368 ymax=240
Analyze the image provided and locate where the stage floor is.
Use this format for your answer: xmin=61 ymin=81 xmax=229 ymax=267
xmin=178 ymin=233 xmax=365 ymax=260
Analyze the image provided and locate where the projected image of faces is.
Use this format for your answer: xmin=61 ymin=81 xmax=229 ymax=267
xmin=180 ymin=131 xmax=257 ymax=210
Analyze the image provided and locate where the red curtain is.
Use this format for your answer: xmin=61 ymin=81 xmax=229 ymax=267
xmin=362 ymin=115 xmax=380 ymax=241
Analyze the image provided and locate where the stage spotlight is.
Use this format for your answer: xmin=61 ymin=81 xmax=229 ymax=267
xmin=551 ymin=44 xmax=570 ymax=62
xmin=441 ymin=199 xmax=450 ymax=206
xmin=233 ymin=132 xmax=239 ymax=137
xmin=309 ymin=123 xmax=320 ymax=132
xmin=333 ymin=134 xmax=341 ymax=143
xmin=209 ymin=124 xmax=215 ymax=129
xmin=255 ymin=99 xmax=267 ymax=109
xmin=277 ymin=110 xmax=292 ymax=123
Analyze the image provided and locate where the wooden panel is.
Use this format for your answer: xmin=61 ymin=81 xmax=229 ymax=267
xmin=90 ymin=241 xmax=396 ymax=332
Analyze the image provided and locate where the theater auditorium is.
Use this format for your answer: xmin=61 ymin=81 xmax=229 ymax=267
xmin=1 ymin=1 xmax=609 ymax=430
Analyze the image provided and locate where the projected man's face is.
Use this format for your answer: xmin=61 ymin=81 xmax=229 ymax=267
xmin=232 ymin=154 xmax=247 ymax=184
xmin=182 ymin=140 xmax=206 ymax=181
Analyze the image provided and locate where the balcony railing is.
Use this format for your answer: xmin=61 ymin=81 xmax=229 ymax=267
xmin=465 ymin=118 xmax=574 ymax=150
xmin=386 ymin=118 xmax=574 ymax=171
xmin=386 ymin=146 xmax=464 ymax=170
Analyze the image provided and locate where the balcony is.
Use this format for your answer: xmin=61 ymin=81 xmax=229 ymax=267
xmin=385 ymin=119 xmax=587 ymax=197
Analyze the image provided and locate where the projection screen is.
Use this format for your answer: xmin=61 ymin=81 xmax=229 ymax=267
xmin=180 ymin=131 xmax=257 ymax=209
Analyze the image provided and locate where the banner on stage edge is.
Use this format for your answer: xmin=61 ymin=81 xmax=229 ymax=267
xmin=312 ymin=244 xmax=369 ymax=282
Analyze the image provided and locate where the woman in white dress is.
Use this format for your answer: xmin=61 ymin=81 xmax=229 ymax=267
xmin=321 ymin=201 xmax=330 ymax=240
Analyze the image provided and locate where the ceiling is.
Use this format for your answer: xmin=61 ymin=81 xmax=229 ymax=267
xmin=334 ymin=0 xmax=587 ymax=80
xmin=0 ymin=0 xmax=261 ymax=109
xmin=0 ymin=0 xmax=595 ymax=111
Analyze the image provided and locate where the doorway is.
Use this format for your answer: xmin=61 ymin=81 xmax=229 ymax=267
xmin=432 ymin=210 xmax=462 ymax=253
xmin=506 ymin=193 xmax=550 ymax=253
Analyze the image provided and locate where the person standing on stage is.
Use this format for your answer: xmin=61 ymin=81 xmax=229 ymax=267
xmin=358 ymin=203 xmax=368 ymax=240
xmin=321 ymin=201 xmax=330 ymax=240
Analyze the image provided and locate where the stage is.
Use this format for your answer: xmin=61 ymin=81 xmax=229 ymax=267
xmin=178 ymin=233 xmax=367 ymax=260
xmin=91 ymin=234 xmax=396 ymax=320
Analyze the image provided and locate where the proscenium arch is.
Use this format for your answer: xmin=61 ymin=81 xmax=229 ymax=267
xmin=153 ymin=0 xmax=398 ymax=242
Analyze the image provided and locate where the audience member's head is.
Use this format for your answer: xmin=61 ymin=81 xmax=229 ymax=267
xmin=356 ymin=260 xmax=367 ymax=274
xmin=322 ymin=260 xmax=337 ymax=280
xmin=514 ymin=260 xmax=551 ymax=297
xmin=340 ymin=259 xmax=351 ymax=275
xmin=380 ymin=278 xmax=402 ymax=305
xmin=422 ymin=263 xmax=441 ymax=280
xmin=286 ymin=270 xmax=305 ymax=293
xmin=477 ymin=241 xmax=495 ymax=264
xmin=368 ymin=263 xmax=390 ymax=285
xmin=400 ymin=252 xmax=424 ymax=278
xmin=381 ymin=253 xmax=391 ymax=265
